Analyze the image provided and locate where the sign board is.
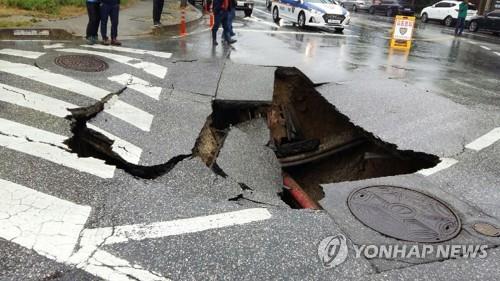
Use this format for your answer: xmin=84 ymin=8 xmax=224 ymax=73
xmin=390 ymin=16 xmax=415 ymax=50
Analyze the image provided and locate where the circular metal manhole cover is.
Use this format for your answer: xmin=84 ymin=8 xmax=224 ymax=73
xmin=54 ymin=55 xmax=108 ymax=72
xmin=347 ymin=185 xmax=461 ymax=243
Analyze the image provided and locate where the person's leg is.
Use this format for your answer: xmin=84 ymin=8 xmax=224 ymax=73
xmin=212 ymin=12 xmax=222 ymax=44
xmin=86 ymin=2 xmax=93 ymax=40
xmin=458 ymin=18 xmax=465 ymax=35
xmin=100 ymin=4 xmax=110 ymax=43
xmin=90 ymin=3 xmax=101 ymax=42
xmin=222 ymin=11 xmax=235 ymax=43
xmin=110 ymin=4 xmax=120 ymax=43
xmin=153 ymin=0 xmax=164 ymax=24
xmin=229 ymin=7 xmax=235 ymax=36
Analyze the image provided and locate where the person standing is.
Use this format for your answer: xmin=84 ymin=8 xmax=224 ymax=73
xmin=153 ymin=0 xmax=165 ymax=27
xmin=455 ymin=0 xmax=468 ymax=36
xmin=226 ymin=0 xmax=236 ymax=38
xmin=101 ymin=0 xmax=122 ymax=45
xmin=85 ymin=0 xmax=101 ymax=45
xmin=212 ymin=0 xmax=236 ymax=45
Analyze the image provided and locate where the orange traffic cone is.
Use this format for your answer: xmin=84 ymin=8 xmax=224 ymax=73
xmin=180 ymin=7 xmax=187 ymax=36
xmin=209 ymin=12 xmax=214 ymax=29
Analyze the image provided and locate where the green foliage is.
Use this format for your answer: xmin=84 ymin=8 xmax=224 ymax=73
xmin=0 ymin=0 xmax=86 ymax=13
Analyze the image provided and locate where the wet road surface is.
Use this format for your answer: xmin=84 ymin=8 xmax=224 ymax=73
xmin=0 ymin=2 xmax=499 ymax=280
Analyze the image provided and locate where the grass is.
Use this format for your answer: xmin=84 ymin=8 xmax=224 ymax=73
xmin=0 ymin=0 xmax=135 ymax=17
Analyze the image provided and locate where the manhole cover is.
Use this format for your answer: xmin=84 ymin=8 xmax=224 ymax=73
xmin=473 ymin=223 xmax=500 ymax=237
xmin=347 ymin=185 xmax=461 ymax=243
xmin=54 ymin=55 xmax=108 ymax=72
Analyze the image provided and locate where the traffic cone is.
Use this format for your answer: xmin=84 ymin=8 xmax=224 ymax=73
xmin=180 ymin=7 xmax=187 ymax=36
xmin=209 ymin=12 xmax=214 ymax=29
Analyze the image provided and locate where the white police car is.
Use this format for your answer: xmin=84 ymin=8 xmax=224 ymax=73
xmin=271 ymin=0 xmax=350 ymax=31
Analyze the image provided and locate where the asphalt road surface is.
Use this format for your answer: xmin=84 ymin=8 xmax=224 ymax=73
xmin=0 ymin=2 xmax=499 ymax=280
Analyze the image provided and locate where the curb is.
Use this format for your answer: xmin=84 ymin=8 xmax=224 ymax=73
xmin=0 ymin=28 xmax=76 ymax=40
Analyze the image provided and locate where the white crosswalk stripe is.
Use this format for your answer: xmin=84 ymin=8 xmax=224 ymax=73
xmin=0 ymin=178 xmax=91 ymax=262
xmin=0 ymin=48 xmax=45 ymax=59
xmin=0 ymin=60 xmax=154 ymax=131
xmin=58 ymin=48 xmax=168 ymax=79
xmin=108 ymin=73 xmax=162 ymax=100
xmin=0 ymin=83 xmax=143 ymax=164
xmin=81 ymin=44 xmax=172 ymax=59
xmin=0 ymin=118 xmax=116 ymax=178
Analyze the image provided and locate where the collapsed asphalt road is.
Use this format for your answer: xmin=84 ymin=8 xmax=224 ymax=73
xmin=1 ymin=3 xmax=500 ymax=281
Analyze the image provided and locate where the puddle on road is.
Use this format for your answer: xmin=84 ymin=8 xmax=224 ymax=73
xmin=195 ymin=66 xmax=440 ymax=207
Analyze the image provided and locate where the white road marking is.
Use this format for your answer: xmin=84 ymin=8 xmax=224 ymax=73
xmin=104 ymin=95 xmax=154 ymax=132
xmin=417 ymin=158 xmax=458 ymax=176
xmin=43 ymin=43 xmax=65 ymax=49
xmin=0 ymin=83 xmax=142 ymax=164
xmin=480 ymin=45 xmax=491 ymax=51
xmin=0 ymin=60 xmax=154 ymax=131
xmin=0 ymin=48 xmax=44 ymax=59
xmin=81 ymin=208 xmax=272 ymax=246
xmin=0 ymin=179 xmax=166 ymax=281
xmin=235 ymin=28 xmax=359 ymax=37
xmin=58 ymin=48 xmax=168 ymax=79
xmin=243 ymin=16 xmax=279 ymax=28
xmin=87 ymin=124 xmax=142 ymax=164
xmin=0 ymin=179 xmax=91 ymax=262
xmin=0 ymin=83 xmax=75 ymax=118
xmin=0 ymin=118 xmax=115 ymax=178
xmin=494 ymin=52 xmax=500 ymax=57
xmin=81 ymin=44 xmax=172 ymax=59
xmin=108 ymin=73 xmax=162 ymax=100
xmin=465 ymin=128 xmax=500 ymax=151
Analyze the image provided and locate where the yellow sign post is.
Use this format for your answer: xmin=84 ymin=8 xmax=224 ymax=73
xmin=390 ymin=15 xmax=415 ymax=50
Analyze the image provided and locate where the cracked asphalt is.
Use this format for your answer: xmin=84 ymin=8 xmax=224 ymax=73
xmin=0 ymin=1 xmax=500 ymax=280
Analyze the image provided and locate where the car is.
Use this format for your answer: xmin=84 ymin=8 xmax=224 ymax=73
xmin=420 ymin=1 xmax=477 ymax=27
xmin=339 ymin=0 xmax=372 ymax=12
xmin=368 ymin=0 xmax=414 ymax=17
xmin=468 ymin=10 xmax=500 ymax=35
xmin=271 ymin=0 xmax=351 ymax=32
xmin=236 ymin=0 xmax=254 ymax=17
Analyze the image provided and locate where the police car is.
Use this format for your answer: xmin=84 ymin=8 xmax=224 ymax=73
xmin=271 ymin=0 xmax=350 ymax=31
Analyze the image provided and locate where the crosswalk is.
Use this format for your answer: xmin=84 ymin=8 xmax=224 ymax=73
xmin=0 ymin=43 xmax=176 ymax=280
xmin=0 ymin=44 xmax=172 ymax=172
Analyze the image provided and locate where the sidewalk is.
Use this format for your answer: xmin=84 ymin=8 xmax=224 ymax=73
xmin=22 ymin=0 xmax=202 ymax=38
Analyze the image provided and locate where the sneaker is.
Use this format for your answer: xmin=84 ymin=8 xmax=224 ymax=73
xmin=102 ymin=38 xmax=110 ymax=45
xmin=212 ymin=40 xmax=218 ymax=46
xmin=230 ymin=31 xmax=236 ymax=37
xmin=111 ymin=39 xmax=122 ymax=46
xmin=226 ymin=38 xmax=237 ymax=44
xmin=153 ymin=21 xmax=162 ymax=27
xmin=86 ymin=37 xmax=95 ymax=45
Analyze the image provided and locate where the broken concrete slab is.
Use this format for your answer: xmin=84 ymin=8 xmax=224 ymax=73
xmin=315 ymin=76 xmax=500 ymax=157
xmin=87 ymin=88 xmax=212 ymax=167
xmin=217 ymin=126 xmax=283 ymax=200
xmin=236 ymin=117 xmax=270 ymax=146
xmin=319 ymin=174 xmax=500 ymax=272
xmin=163 ymin=59 xmax=225 ymax=97
xmin=216 ymin=63 xmax=276 ymax=104
xmin=102 ymin=208 xmax=374 ymax=280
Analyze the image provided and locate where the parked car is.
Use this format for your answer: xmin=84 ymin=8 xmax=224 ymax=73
xmin=469 ymin=10 xmax=500 ymax=35
xmin=369 ymin=0 xmax=414 ymax=17
xmin=339 ymin=0 xmax=372 ymax=12
xmin=272 ymin=0 xmax=350 ymax=32
xmin=236 ymin=0 xmax=254 ymax=17
xmin=420 ymin=1 xmax=477 ymax=27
